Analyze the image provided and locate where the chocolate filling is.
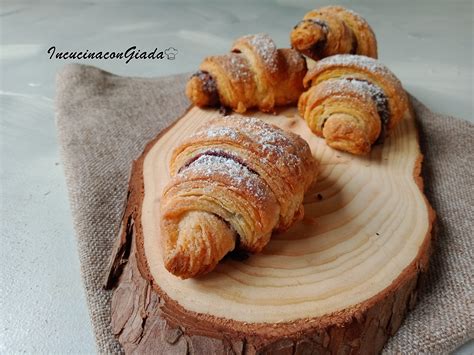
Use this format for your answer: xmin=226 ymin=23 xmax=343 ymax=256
xmin=219 ymin=105 xmax=231 ymax=116
xmin=320 ymin=79 xmax=391 ymax=144
xmin=306 ymin=19 xmax=329 ymax=58
xmin=178 ymin=150 xmax=259 ymax=176
xmin=320 ymin=116 xmax=330 ymax=131
xmin=349 ymin=33 xmax=358 ymax=55
xmin=179 ymin=150 xmax=261 ymax=254
xmin=349 ymin=78 xmax=390 ymax=144
xmin=191 ymin=70 xmax=220 ymax=106
xmin=370 ymin=87 xmax=390 ymax=144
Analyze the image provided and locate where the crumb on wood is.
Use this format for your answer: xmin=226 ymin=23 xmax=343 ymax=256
xmin=287 ymin=119 xmax=297 ymax=128
xmin=303 ymin=216 xmax=318 ymax=225
xmin=219 ymin=105 xmax=231 ymax=116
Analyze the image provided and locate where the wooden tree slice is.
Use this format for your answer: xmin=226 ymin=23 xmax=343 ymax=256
xmin=106 ymin=106 xmax=435 ymax=354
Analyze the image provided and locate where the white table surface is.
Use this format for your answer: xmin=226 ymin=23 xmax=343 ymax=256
xmin=0 ymin=0 xmax=472 ymax=353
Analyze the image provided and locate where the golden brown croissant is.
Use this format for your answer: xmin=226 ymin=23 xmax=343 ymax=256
xmin=160 ymin=116 xmax=317 ymax=279
xmin=298 ymin=54 xmax=409 ymax=155
xmin=290 ymin=6 xmax=377 ymax=61
xmin=186 ymin=33 xmax=307 ymax=113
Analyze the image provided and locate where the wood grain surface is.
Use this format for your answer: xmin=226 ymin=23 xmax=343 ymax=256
xmin=106 ymin=106 xmax=434 ymax=354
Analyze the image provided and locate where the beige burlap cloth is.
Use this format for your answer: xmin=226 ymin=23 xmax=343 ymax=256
xmin=55 ymin=64 xmax=473 ymax=354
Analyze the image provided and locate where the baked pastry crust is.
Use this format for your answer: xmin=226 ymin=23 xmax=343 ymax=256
xmin=299 ymin=54 xmax=409 ymax=155
xmin=291 ymin=6 xmax=377 ymax=61
xmin=186 ymin=33 xmax=307 ymax=113
xmin=160 ymin=116 xmax=317 ymax=278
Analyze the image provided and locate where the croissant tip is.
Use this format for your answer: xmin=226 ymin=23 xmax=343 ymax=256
xmin=164 ymin=251 xmax=197 ymax=279
xmin=186 ymin=73 xmax=219 ymax=108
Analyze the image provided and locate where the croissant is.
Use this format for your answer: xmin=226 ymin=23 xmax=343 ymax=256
xmin=298 ymin=54 xmax=410 ymax=155
xmin=290 ymin=6 xmax=377 ymax=61
xmin=186 ymin=33 xmax=307 ymax=113
xmin=160 ymin=116 xmax=317 ymax=279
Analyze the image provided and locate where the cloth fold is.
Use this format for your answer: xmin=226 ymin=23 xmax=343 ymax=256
xmin=55 ymin=64 xmax=473 ymax=354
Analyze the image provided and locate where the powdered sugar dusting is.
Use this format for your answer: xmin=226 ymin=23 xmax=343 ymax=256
xmin=238 ymin=117 xmax=300 ymax=166
xmin=243 ymin=33 xmax=278 ymax=72
xmin=228 ymin=54 xmax=251 ymax=81
xmin=206 ymin=126 xmax=240 ymax=140
xmin=191 ymin=71 xmax=216 ymax=94
xmin=179 ymin=154 xmax=269 ymax=201
xmin=224 ymin=116 xmax=310 ymax=176
xmin=190 ymin=116 xmax=313 ymax=183
xmin=320 ymin=6 xmax=369 ymax=28
xmin=318 ymin=78 xmax=391 ymax=138
xmin=345 ymin=79 xmax=388 ymax=116
xmin=318 ymin=54 xmax=394 ymax=78
xmin=284 ymin=49 xmax=306 ymax=71
xmin=345 ymin=8 xmax=370 ymax=26
xmin=321 ymin=78 xmax=385 ymax=106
